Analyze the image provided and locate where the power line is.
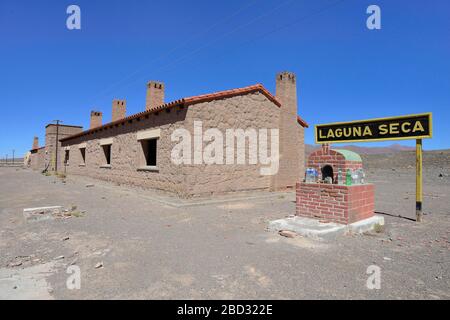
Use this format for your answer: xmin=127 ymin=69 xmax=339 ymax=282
xmin=159 ymin=0 xmax=349 ymax=75
xmin=89 ymin=0 xmax=261 ymax=104
xmin=133 ymin=0 xmax=297 ymax=82
xmin=91 ymin=0 xmax=347 ymax=100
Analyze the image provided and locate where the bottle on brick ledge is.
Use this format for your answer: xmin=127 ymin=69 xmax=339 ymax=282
xmin=346 ymin=169 xmax=352 ymax=186
xmin=305 ymin=168 xmax=312 ymax=183
xmin=337 ymin=169 xmax=343 ymax=185
xmin=352 ymin=169 xmax=359 ymax=185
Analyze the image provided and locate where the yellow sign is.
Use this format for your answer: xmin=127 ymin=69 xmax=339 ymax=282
xmin=315 ymin=113 xmax=432 ymax=144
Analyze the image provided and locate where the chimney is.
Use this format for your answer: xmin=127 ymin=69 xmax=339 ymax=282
xmin=145 ymin=81 xmax=165 ymax=111
xmin=32 ymin=136 xmax=39 ymax=150
xmin=90 ymin=111 xmax=103 ymax=129
xmin=273 ymin=71 xmax=300 ymax=189
xmin=112 ymin=99 xmax=126 ymax=122
xmin=276 ymin=71 xmax=297 ymax=118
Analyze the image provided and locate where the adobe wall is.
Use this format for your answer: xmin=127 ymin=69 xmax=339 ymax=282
xmin=30 ymin=148 xmax=45 ymax=171
xmin=181 ymin=92 xmax=281 ymax=196
xmin=61 ymin=92 xmax=304 ymax=197
xmin=61 ymin=107 xmax=188 ymax=195
xmin=45 ymin=125 xmax=83 ymax=172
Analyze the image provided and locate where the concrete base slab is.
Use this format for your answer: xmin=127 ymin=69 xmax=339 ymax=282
xmin=268 ymin=215 xmax=385 ymax=241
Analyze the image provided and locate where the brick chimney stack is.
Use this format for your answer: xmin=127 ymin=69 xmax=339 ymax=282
xmin=90 ymin=111 xmax=103 ymax=129
xmin=273 ymin=71 xmax=300 ymax=189
xmin=145 ymin=81 xmax=165 ymax=111
xmin=322 ymin=143 xmax=330 ymax=154
xmin=32 ymin=136 xmax=39 ymax=150
xmin=112 ymin=99 xmax=126 ymax=122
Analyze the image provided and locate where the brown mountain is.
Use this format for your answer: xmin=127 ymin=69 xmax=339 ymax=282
xmin=306 ymin=143 xmax=416 ymax=155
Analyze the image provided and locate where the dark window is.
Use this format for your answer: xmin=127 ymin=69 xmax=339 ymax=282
xmin=142 ymin=139 xmax=157 ymax=166
xmin=102 ymin=144 xmax=111 ymax=165
xmin=80 ymin=148 xmax=86 ymax=164
xmin=64 ymin=150 xmax=70 ymax=165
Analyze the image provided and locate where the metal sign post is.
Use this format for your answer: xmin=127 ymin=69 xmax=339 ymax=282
xmin=314 ymin=113 xmax=432 ymax=222
xmin=53 ymin=120 xmax=62 ymax=173
xmin=416 ymin=139 xmax=423 ymax=222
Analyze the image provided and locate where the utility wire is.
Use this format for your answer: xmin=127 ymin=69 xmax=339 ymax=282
xmin=89 ymin=0 xmax=296 ymax=104
xmin=159 ymin=0 xmax=348 ymax=75
xmin=98 ymin=0 xmax=347 ymax=98
xmin=89 ymin=0 xmax=260 ymax=103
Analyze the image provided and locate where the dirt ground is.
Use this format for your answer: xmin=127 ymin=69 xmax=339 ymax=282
xmin=0 ymin=152 xmax=449 ymax=300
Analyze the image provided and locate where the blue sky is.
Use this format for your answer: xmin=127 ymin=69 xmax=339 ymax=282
xmin=1 ymin=0 xmax=449 ymax=157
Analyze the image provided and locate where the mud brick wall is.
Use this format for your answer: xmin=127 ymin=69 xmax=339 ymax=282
xmin=274 ymin=71 xmax=304 ymax=190
xmin=296 ymin=182 xmax=375 ymax=224
xmin=61 ymin=92 xmax=305 ymax=198
xmin=45 ymin=124 xmax=83 ymax=172
xmin=30 ymin=148 xmax=45 ymax=171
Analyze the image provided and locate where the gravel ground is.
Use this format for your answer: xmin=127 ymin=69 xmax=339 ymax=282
xmin=0 ymin=163 xmax=449 ymax=300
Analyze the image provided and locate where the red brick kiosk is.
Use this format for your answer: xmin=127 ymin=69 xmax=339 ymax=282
xmin=296 ymin=145 xmax=375 ymax=224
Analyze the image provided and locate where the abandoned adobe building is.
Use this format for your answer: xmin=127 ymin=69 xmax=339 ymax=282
xmin=29 ymin=124 xmax=83 ymax=171
xmin=29 ymin=71 xmax=308 ymax=198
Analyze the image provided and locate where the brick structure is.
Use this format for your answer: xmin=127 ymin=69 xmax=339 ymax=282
xmin=30 ymin=147 xmax=45 ymax=170
xmin=273 ymin=72 xmax=305 ymax=190
xmin=32 ymin=137 xmax=39 ymax=150
xmin=296 ymin=183 xmax=375 ymax=224
xmin=29 ymin=136 xmax=43 ymax=169
xmin=90 ymin=111 xmax=103 ymax=129
xmin=112 ymin=99 xmax=126 ymax=122
xmin=27 ymin=124 xmax=83 ymax=172
xmin=296 ymin=144 xmax=374 ymax=224
xmin=307 ymin=144 xmax=363 ymax=183
xmin=56 ymin=72 xmax=308 ymax=198
xmin=146 ymin=81 xmax=164 ymax=111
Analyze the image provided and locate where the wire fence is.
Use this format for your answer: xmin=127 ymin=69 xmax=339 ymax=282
xmin=0 ymin=158 xmax=24 ymax=166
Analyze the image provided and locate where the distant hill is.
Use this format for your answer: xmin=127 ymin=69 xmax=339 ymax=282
xmin=306 ymin=143 xmax=416 ymax=155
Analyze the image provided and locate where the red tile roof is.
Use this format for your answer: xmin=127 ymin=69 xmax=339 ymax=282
xmin=30 ymin=146 xmax=45 ymax=152
xmin=60 ymin=84 xmax=308 ymax=142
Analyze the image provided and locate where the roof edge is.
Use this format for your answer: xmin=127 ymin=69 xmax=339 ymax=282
xmin=60 ymin=84 xmax=308 ymax=142
xmin=45 ymin=124 xmax=83 ymax=129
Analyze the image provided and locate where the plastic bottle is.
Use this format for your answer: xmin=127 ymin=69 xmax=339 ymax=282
xmin=337 ymin=169 xmax=343 ymax=185
xmin=346 ymin=169 xmax=352 ymax=186
xmin=307 ymin=168 xmax=312 ymax=183
xmin=351 ymin=169 xmax=359 ymax=185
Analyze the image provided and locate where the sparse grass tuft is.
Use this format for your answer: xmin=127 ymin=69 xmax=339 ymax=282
xmin=70 ymin=211 xmax=83 ymax=218
xmin=373 ymin=223 xmax=384 ymax=233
